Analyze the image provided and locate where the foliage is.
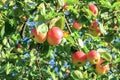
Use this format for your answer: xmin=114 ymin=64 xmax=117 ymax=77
xmin=0 ymin=0 xmax=120 ymax=80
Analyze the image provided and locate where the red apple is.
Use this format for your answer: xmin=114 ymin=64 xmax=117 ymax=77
xmin=87 ymin=50 xmax=100 ymax=64
xmin=47 ymin=27 xmax=63 ymax=45
xmin=89 ymin=4 xmax=98 ymax=17
xmin=31 ymin=28 xmax=47 ymax=43
xmin=96 ymin=59 xmax=110 ymax=75
xmin=72 ymin=21 xmax=82 ymax=30
xmin=89 ymin=21 xmax=101 ymax=36
xmin=90 ymin=21 xmax=99 ymax=30
xmin=72 ymin=51 xmax=87 ymax=66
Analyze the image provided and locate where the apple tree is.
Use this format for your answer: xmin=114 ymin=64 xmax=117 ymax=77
xmin=0 ymin=0 xmax=120 ymax=80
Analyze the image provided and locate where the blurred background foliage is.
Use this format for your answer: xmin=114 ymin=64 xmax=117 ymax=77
xmin=0 ymin=0 xmax=120 ymax=80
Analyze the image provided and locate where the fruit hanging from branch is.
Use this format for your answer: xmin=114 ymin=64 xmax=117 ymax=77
xmin=87 ymin=50 xmax=100 ymax=64
xmin=31 ymin=27 xmax=47 ymax=43
xmin=72 ymin=21 xmax=82 ymax=30
xmin=95 ymin=59 xmax=110 ymax=75
xmin=89 ymin=4 xmax=98 ymax=17
xmin=89 ymin=21 xmax=101 ymax=36
xmin=72 ymin=51 xmax=87 ymax=66
xmin=31 ymin=24 xmax=48 ymax=43
xmin=47 ymin=27 xmax=63 ymax=45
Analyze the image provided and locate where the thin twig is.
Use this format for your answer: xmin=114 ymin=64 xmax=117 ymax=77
xmin=65 ymin=15 xmax=81 ymax=51
xmin=19 ymin=3 xmax=40 ymax=38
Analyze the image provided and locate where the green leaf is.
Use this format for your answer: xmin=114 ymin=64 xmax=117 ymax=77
xmin=2 ymin=37 xmax=10 ymax=48
xmin=112 ymin=2 xmax=120 ymax=10
xmin=71 ymin=70 xmax=83 ymax=79
xmin=65 ymin=0 xmax=79 ymax=5
xmin=38 ymin=3 xmax=46 ymax=15
xmin=49 ymin=16 xmax=64 ymax=29
xmin=9 ymin=19 xmax=14 ymax=26
xmin=99 ymin=23 xmax=107 ymax=35
xmin=83 ymin=7 xmax=93 ymax=19
xmin=100 ymin=0 xmax=111 ymax=8
xmin=55 ymin=16 xmax=65 ymax=29
xmin=0 ymin=25 xmax=5 ymax=37
xmin=66 ymin=36 xmax=74 ymax=45
xmin=37 ymin=23 xmax=48 ymax=33
xmin=57 ymin=0 xmax=64 ymax=7
xmin=6 ymin=62 xmax=12 ymax=75
xmin=0 ymin=4 xmax=3 ymax=8
xmin=97 ymin=48 xmax=112 ymax=61
xmin=82 ymin=46 xmax=89 ymax=53
xmin=114 ymin=58 xmax=120 ymax=63
xmin=83 ymin=71 xmax=88 ymax=78
xmin=113 ymin=42 xmax=120 ymax=50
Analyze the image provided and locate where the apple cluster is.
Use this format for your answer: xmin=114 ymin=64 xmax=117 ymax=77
xmin=72 ymin=50 xmax=110 ymax=75
xmin=31 ymin=26 xmax=63 ymax=46
xmin=72 ymin=4 xmax=101 ymax=37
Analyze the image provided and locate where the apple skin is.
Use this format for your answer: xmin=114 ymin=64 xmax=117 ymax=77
xmin=89 ymin=21 xmax=99 ymax=30
xmin=72 ymin=51 xmax=87 ymax=66
xmin=89 ymin=4 xmax=98 ymax=17
xmin=89 ymin=21 xmax=101 ymax=36
xmin=31 ymin=28 xmax=37 ymax=36
xmin=96 ymin=59 xmax=110 ymax=75
xmin=87 ymin=50 xmax=100 ymax=64
xmin=91 ymin=28 xmax=101 ymax=36
xmin=31 ymin=28 xmax=47 ymax=43
xmin=72 ymin=21 xmax=82 ymax=30
xmin=47 ymin=27 xmax=63 ymax=45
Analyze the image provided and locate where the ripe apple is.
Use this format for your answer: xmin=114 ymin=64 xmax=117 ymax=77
xmin=89 ymin=21 xmax=98 ymax=30
xmin=87 ymin=50 xmax=100 ymax=64
xmin=72 ymin=21 xmax=82 ymax=30
xmin=31 ymin=27 xmax=47 ymax=43
xmin=96 ymin=59 xmax=110 ymax=75
xmin=47 ymin=27 xmax=63 ymax=45
xmin=89 ymin=4 xmax=98 ymax=17
xmin=72 ymin=51 xmax=87 ymax=66
xmin=89 ymin=21 xmax=101 ymax=36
